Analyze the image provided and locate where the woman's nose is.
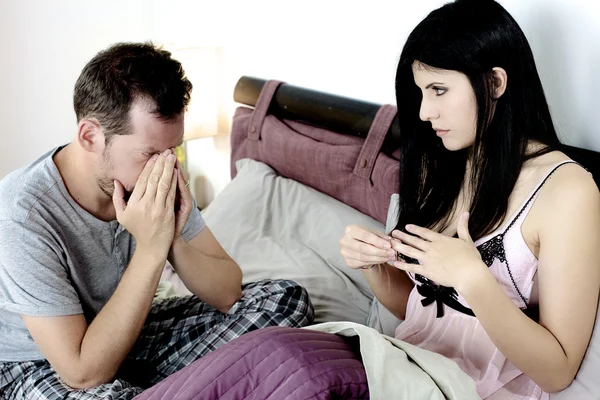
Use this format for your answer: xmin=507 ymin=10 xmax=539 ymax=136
xmin=419 ymin=99 xmax=439 ymax=122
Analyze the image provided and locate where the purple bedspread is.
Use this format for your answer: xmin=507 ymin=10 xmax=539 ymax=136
xmin=134 ymin=326 xmax=369 ymax=400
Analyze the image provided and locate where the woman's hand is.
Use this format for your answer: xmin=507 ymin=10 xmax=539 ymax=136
xmin=340 ymin=225 xmax=397 ymax=269
xmin=390 ymin=212 xmax=487 ymax=290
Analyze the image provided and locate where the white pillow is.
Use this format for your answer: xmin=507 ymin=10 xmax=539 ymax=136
xmin=202 ymin=158 xmax=382 ymax=324
xmin=553 ymin=321 xmax=600 ymax=399
xmin=366 ymin=193 xmax=404 ymax=336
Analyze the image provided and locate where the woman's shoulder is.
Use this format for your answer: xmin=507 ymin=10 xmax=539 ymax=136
xmin=528 ymin=149 xmax=599 ymax=223
xmin=518 ymin=149 xmax=599 ymax=264
xmin=530 ymin=150 xmax=597 ymax=195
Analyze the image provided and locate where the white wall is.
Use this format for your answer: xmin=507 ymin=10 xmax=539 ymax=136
xmin=1 ymin=1 xmax=599 ymax=203
xmin=503 ymin=0 xmax=600 ymax=150
xmin=151 ymin=0 xmax=600 ymax=204
xmin=149 ymin=0 xmax=449 ymax=205
xmin=0 ymin=0 xmax=153 ymax=178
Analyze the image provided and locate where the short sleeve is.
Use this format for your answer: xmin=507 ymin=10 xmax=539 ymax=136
xmin=181 ymin=198 xmax=207 ymax=242
xmin=0 ymin=220 xmax=83 ymax=317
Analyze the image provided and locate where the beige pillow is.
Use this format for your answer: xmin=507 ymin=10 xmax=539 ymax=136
xmin=202 ymin=158 xmax=382 ymax=324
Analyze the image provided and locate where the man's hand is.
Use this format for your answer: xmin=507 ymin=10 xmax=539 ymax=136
xmin=113 ymin=149 xmax=178 ymax=259
xmin=173 ymin=158 xmax=194 ymax=244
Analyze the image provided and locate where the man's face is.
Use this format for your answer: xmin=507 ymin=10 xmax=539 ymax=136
xmin=96 ymin=101 xmax=185 ymax=199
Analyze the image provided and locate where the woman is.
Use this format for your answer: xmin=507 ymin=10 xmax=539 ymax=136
xmin=340 ymin=0 xmax=600 ymax=398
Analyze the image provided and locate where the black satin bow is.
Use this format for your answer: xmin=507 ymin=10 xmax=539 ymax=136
xmin=416 ymin=279 xmax=475 ymax=318
xmin=405 ymin=234 xmax=538 ymax=320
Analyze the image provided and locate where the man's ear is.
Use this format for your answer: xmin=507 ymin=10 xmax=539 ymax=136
xmin=76 ymin=118 xmax=104 ymax=154
xmin=491 ymin=67 xmax=508 ymax=99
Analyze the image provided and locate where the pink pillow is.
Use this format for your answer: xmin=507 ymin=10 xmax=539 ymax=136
xmin=230 ymin=80 xmax=399 ymax=225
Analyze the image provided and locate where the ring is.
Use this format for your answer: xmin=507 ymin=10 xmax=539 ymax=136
xmin=184 ymin=180 xmax=190 ymax=187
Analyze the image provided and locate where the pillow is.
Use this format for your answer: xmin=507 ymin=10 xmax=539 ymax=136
xmin=552 ymin=313 xmax=600 ymax=399
xmin=135 ymin=327 xmax=369 ymax=399
xmin=202 ymin=158 xmax=383 ymax=324
xmin=367 ymin=194 xmax=404 ymax=336
xmin=230 ymin=104 xmax=400 ymax=225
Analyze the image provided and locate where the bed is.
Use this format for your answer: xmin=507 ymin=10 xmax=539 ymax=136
xmin=150 ymin=77 xmax=600 ymax=399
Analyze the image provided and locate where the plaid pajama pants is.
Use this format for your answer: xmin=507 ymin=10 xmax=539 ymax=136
xmin=0 ymin=279 xmax=314 ymax=400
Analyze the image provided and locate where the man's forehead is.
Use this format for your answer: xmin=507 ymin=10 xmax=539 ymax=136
xmin=132 ymin=119 xmax=185 ymax=152
xmin=129 ymin=100 xmax=185 ymax=151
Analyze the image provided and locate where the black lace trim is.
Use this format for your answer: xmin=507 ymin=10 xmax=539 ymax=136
xmin=410 ymin=161 xmax=581 ymax=321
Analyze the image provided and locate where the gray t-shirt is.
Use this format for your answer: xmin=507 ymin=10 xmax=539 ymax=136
xmin=0 ymin=147 xmax=205 ymax=362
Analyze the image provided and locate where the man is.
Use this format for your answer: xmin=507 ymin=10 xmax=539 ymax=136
xmin=0 ymin=42 xmax=313 ymax=399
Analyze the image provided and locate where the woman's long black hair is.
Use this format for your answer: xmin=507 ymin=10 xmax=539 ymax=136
xmin=394 ymin=0 xmax=562 ymax=240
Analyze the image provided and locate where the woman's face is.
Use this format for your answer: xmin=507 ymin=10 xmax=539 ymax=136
xmin=412 ymin=61 xmax=478 ymax=151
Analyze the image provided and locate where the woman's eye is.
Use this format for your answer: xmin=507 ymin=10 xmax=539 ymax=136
xmin=434 ymin=87 xmax=446 ymax=96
